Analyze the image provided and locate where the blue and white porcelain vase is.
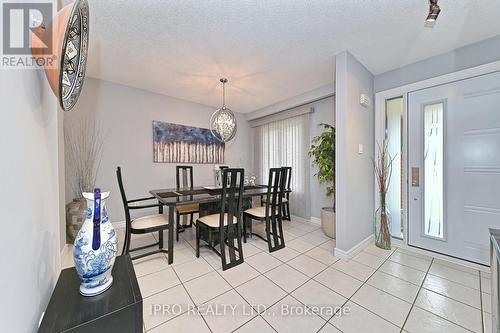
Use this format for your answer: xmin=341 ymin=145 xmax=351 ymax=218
xmin=73 ymin=188 xmax=118 ymax=296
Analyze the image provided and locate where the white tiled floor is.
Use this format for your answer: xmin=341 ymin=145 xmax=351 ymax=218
xmin=66 ymin=218 xmax=492 ymax=333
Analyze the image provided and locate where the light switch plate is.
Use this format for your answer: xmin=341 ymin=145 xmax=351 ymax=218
xmin=358 ymin=144 xmax=364 ymax=154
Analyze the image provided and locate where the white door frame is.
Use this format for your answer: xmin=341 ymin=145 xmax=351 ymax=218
xmin=374 ymin=59 xmax=500 ymax=249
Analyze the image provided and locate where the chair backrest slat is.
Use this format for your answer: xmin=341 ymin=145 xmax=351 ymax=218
xmin=176 ymin=166 xmax=194 ymax=189
xmin=265 ymin=168 xmax=285 ymax=214
xmin=116 ymin=166 xmax=131 ymax=223
xmin=219 ymin=168 xmax=244 ymax=268
xmin=220 ymin=168 xmax=244 ymax=227
xmin=282 ymin=166 xmax=291 ymax=190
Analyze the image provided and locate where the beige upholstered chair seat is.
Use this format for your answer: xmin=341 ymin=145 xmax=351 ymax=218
xmin=261 ymin=197 xmax=288 ymax=203
xmin=244 ymin=206 xmax=279 ymax=218
xmin=176 ymin=203 xmax=199 ymax=214
xmin=197 ymin=213 xmax=237 ymax=228
xmin=131 ymin=214 xmax=168 ymax=230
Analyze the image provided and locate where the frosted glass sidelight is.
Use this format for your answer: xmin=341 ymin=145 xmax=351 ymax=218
xmin=423 ymin=102 xmax=444 ymax=239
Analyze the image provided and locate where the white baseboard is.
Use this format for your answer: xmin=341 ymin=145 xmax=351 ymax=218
xmin=60 ymin=243 xmax=74 ymax=270
xmin=335 ymin=234 xmax=374 ymax=260
xmin=290 ymin=215 xmax=309 ymax=224
xmin=309 ymin=217 xmax=321 ymax=225
xmin=397 ymin=242 xmax=490 ymax=272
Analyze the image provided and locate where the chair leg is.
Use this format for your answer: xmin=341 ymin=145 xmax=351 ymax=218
xmin=121 ymin=236 xmax=127 ymax=256
xmin=121 ymin=226 xmax=128 ymax=255
xmin=284 ymin=203 xmax=290 ymax=220
xmin=196 ymin=224 xmax=200 ymax=258
xmin=158 ymin=229 xmax=164 ymax=249
xmin=243 ymin=215 xmax=247 ymax=243
xmin=124 ymin=227 xmax=132 ymax=255
xmin=176 ymin=211 xmax=180 ymax=242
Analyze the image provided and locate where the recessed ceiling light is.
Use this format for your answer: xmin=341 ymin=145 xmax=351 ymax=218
xmin=426 ymin=0 xmax=441 ymax=22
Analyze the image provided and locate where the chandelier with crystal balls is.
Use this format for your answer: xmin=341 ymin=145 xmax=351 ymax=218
xmin=210 ymin=78 xmax=237 ymax=143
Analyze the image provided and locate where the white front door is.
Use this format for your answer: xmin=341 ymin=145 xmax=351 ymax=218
xmin=408 ymin=71 xmax=500 ymax=265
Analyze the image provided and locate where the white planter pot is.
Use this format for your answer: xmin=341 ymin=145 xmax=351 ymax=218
xmin=320 ymin=207 xmax=335 ymax=238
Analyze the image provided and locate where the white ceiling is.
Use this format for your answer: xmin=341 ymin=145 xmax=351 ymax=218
xmin=68 ymin=0 xmax=500 ymax=113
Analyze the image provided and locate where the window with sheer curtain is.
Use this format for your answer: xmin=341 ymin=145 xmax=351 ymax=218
xmin=254 ymin=114 xmax=311 ymax=219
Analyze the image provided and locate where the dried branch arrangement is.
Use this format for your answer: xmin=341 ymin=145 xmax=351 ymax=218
xmin=65 ymin=117 xmax=105 ymax=200
xmin=373 ymin=140 xmax=397 ymax=249
xmin=374 ymin=140 xmax=397 ymax=194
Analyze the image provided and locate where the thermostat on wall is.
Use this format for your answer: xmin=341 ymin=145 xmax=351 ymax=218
xmin=360 ymin=94 xmax=371 ymax=108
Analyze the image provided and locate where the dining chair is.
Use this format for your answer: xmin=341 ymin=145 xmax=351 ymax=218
xmin=116 ymin=166 xmax=169 ymax=260
xmin=281 ymin=166 xmax=292 ymax=220
xmin=260 ymin=166 xmax=291 ymax=220
xmin=175 ymin=166 xmax=199 ymax=242
xmin=195 ymin=168 xmax=245 ymax=271
xmin=244 ymin=167 xmax=286 ymax=252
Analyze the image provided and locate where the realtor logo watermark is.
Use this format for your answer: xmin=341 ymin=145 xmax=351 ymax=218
xmin=1 ymin=0 xmax=56 ymax=69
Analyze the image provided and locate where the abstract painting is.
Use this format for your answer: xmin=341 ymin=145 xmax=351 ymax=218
xmin=153 ymin=121 xmax=225 ymax=163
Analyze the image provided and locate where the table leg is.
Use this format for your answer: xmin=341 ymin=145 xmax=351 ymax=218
xmin=168 ymin=205 xmax=174 ymax=264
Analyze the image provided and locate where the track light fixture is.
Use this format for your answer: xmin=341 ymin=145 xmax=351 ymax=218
xmin=426 ymin=0 xmax=441 ymax=22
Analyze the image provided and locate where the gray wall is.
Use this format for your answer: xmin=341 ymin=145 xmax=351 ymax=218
xmin=64 ymin=78 xmax=253 ymax=222
xmin=0 ymin=69 xmax=61 ymax=329
xmin=374 ymin=35 xmax=500 ymax=92
xmin=335 ymin=51 xmax=374 ymax=252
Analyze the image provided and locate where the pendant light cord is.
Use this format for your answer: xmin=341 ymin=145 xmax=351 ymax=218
xmin=222 ymin=81 xmax=226 ymax=107
xmin=220 ymin=77 xmax=228 ymax=108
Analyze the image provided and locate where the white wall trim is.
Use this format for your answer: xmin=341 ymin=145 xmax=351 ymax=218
xmin=289 ymin=214 xmax=314 ymax=225
xmin=310 ymin=217 xmax=321 ymax=225
xmin=374 ymin=59 xmax=500 ymax=252
xmin=334 ymin=234 xmax=374 ymax=260
xmin=60 ymin=243 xmax=73 ymax=270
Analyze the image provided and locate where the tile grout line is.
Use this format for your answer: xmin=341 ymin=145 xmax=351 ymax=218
xmin=319 ymin=246 xmax=398 ymax=333
xmin=479 ymin=271 xmax=484 ymax=333
xmin=238 ymin=228 xmax=337 ymax=331
xmin=398 ymin=259 xmax=479 ymax=333
xmin=385 ymin=250 xmax=486 ymax=311
xmin=139 ymin=220 xmax=323 ymax=332
xmin=209 ymin=221 xmax=330 ymax=332
xmin=398 ymin=257 xmax=434 ymax=333
xmin=182 ymin=227 xmax=404 ymax=332
xmin=142 ymin=227 xmax=485 ymax=333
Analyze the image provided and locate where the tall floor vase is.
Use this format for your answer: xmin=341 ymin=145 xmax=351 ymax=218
xmin=375 ymin=192 xmax=391 ymax=250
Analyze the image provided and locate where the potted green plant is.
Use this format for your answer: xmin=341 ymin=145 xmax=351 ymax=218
xmin=309 ymin=123 xmax=335 ymax=238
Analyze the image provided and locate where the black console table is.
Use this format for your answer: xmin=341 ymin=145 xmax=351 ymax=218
xmin=38 ymin=255 xmax=142 ymax=333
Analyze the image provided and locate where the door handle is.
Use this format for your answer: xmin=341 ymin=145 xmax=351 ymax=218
xmin=411 ymin=167 xmax=419 ymax=187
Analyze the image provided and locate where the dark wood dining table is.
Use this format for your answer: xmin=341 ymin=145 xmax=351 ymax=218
xmin=150 ymin=185 xmax=272 ymax=264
